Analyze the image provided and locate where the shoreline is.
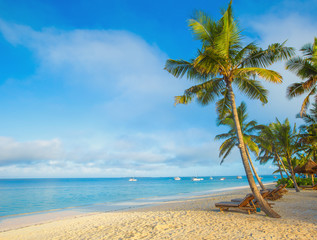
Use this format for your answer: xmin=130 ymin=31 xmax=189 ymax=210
xmin=0 ymin=184 xmax=316 ymax=239
xmin=0 ymin=182 xmax=274 ymax=232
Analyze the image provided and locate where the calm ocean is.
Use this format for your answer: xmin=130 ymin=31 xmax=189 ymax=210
xmin=0 ymin=176 xmax=276 ymax=217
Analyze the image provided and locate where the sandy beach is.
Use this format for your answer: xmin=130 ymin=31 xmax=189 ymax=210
xmin=0 ymin=185 xmax=316 ymax=240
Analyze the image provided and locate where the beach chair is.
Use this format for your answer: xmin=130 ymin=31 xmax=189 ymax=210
xmin=215 ymin=194 xmax=256 ymax=215
xmin=262 ymin=184 xmax=286 ymax=201
xmin=231 ymin=190 xmax=274 ymax=208
xmin=299 ymin=183 xmax=317 ymax=190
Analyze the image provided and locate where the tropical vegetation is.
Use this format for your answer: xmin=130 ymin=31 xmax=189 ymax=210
xmin=286 ymin=38 xmax=317 ymax=116
xmin=165 ymin=0 xmax=317 ymax=218
xmin=215 ymin=102 xmax=266 ymax=190
xmin=165 ymin=1 xmax=294 ymax=218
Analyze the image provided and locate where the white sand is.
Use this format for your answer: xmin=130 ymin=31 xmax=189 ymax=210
xmin=0 ymin=186 xmax=316 ymax=239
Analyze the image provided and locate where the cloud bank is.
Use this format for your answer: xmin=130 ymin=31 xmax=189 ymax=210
xmin=1 ymin=5 xmax=316 ymax=178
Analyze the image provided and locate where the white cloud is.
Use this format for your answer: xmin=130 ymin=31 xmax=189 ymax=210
xmin=0 ymin=18 xmax=282 ymax=178
xmin=0 ymin=20 xmax=223 ymax=177
xmin=0 ymin=129 xmax=230 ymax=177
xmin=0 ymin=20 xmax=186 ymax=124
xmin=0 ymin=137 xmax=62 ymax=166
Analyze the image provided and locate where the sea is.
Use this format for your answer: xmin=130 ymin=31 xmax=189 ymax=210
xmin=0 ymin=176 xmax=277 ymax=218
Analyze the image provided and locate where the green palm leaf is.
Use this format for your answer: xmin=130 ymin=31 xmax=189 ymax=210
xmin=234 ymin=78 xmax=268 ymax=104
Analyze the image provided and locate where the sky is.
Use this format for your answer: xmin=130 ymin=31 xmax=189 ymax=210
xmin=0 ymin=0 xmax=316 ymax=178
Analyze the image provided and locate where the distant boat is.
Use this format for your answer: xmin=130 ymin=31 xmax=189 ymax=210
xmin=174 ymin=177 xmax=181 ymax=181
xmin=210 ymin=177 xmax=213 ymax=180
xmin=220 ymin=178 xmax=225 ymax=181
xmin=192 ymin=177 xmax=201 ymax=181
xmin=237 ymin=176 xmax=242 ymax=179
xmin=199 ymin=178 xmax=204 ymax=181
xmin=129 ymin=178 xmax=137 ymax=182
xmin=273 ymin=176 xmax=278 ymax=179
xmin=259 ymin=177 xmax=263 ymax=180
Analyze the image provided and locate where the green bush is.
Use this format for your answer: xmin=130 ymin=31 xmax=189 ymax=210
xmin=276 ymin=176 xmax=317 ymax=188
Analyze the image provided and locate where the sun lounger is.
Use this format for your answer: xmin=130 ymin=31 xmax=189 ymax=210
xmin=215 ymin=194 xmax=256 ymax=215
xmin=299 ymin=183 xmax=317 ymax=190
xmin=231 ymin=190 xmax=274 ymax=208
xmin=262 ymin=184 xmax=287 ymax=201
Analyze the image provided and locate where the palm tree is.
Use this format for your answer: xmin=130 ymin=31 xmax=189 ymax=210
xmin=165 ymin=1 xmax=294 ymax=218
xmin=215 ymin=101 xmax=266 ymax=190
xmin=272 ymin=161 xmax=284 ymax=179
xmin=286 ymin=37 xmax=317 ymax=116
xmin=270 ymin=119 xmax=301 ymax=192
xmin=297 ymin=103 xmax=317 ymax=162
xmin=257 ymin=125 xmax=292 ymax=180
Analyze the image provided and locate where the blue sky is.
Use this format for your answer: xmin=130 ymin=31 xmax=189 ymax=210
xmin=0 ymin=0 xmax=316 ymax=178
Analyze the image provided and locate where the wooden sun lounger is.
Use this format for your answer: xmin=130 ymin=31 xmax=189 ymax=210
xmin=262 ymin=184 xmax=287 ymax=201
xmin=231 ymin=190 xmax=274 ymax=208
xmin=215 ymin=194 xmax=256 ymax=215
xmin=265 ymin=184 xmax=287 ymax=192
xmin=299 ymin=183 xmax=317 ymax=190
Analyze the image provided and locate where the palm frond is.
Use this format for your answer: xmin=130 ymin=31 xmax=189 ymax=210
xmin=240 ymin=42 xmax=295 ymax=68
xmin=216 ymin=90 xmax=231 ymax=119
xmin=287 ymin=82 xmax=306 ymax=99
xmin=188 ymin=11 xmax=220 ymax=46
xmin=299 ymin=87 xmax=317 ymax=116
xmin=215 ymin=3 xmax=242 ymax=59
xmin=234 ymin=68 xmax=282 ymax=83
xmin=174 ymin=78 xmax=225 ymax=106
xmin=194 ymin=48 xmax=226 ymax=75
xmin=215 ymin=132 xmax=234 ymax=141
xmin=165 ymin=59 xmax=208 ymax=81
xmin=234 ymin=78 xmax=268 ymax=103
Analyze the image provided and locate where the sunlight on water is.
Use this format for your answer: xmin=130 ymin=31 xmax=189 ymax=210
xmin=0 ymin=176 xmax=276 ymax=217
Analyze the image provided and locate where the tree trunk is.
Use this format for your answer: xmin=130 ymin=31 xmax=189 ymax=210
xmin=276 ymin=159 xmax=283 ymax=179
xmin=276 ymin=154 xmax=291 ymax=180
xmin=286 ymin=155 xmax=300 ymax=192
xmin=245 ymin=147 xmax=266 ymax=190
xmin=227 ymin=83 xmax=280 ymax=218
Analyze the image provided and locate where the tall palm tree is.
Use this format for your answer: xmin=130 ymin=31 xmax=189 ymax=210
xmin=286 ymin=37 xmax=317 ymax=116
xmin=215 ymin=101 xmax=266 ymax=190
xmin=270 ymin=119 xmax=301 ymax=192
xmin=165 ymin=1 xmax=294 ymax=218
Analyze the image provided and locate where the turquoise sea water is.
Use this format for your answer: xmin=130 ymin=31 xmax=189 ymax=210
xmin=0 ymin=176 xmax=276 ymax=217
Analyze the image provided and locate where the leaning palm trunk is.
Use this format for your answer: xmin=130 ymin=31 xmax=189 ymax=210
xmin=245 ymin=147 xmax=266 ymax=190
xmin=228 ymin=84 xmax=280 ymax=218
xmin=276 ymin=159 xmax=284 ymax=179
xmin=276 ymin=154 xmax=292 ymax=180
xmin=286 ymin=155 xmax=300 ymax=192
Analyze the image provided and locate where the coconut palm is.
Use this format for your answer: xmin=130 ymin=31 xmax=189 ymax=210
xmin=215 ymin=101 xmax=266 ymax=190
xmin=297 ymin=103 xmax=317 ymax=162
xmin=257 ymin=125 xmax=292 ymax=180
xmin=286 ymin=37 xmax=317 ymax=116
xmin=165 ymin=1 xmax=294 ymax=218
xmin=270 ymin=119 xmax=301 ymax=192
xmin=272 ymin=161 xmax=284 ymax=179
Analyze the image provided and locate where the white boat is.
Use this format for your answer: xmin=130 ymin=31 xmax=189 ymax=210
xmin=192 ymin=177 xmax=201 ymax=181
xmin=210 ymin=177 xmax=213 ymax=180
xmin=220 ymin=178 xmax=225 ymax=181
xmin=273 ymin=176 xmax=278 ymax=179
xmin=237 ymin=176 xmax=242 ymax=179
xmin=129 ymin=178 xmax=137 ymax=182
xmin=174 ymin=177 xmax=181 ymax=181
xmin=199 ymin=178 xmax=204 ymax=181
